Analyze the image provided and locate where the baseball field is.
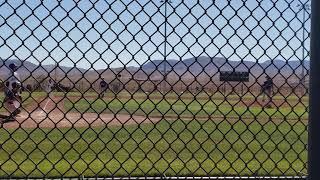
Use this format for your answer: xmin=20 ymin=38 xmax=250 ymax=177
xmin=0 ymin=91 xmax=308 ymax=177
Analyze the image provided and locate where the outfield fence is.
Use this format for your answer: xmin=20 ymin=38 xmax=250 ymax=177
xmin=0 ymin=0 xmax=312 ymax=179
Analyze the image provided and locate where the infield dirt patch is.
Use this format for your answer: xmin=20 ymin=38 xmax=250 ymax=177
xmin=0 ymin=94 xmax=306 ymax=129
xmin=1 ymin=95 xmax=161 ymax=129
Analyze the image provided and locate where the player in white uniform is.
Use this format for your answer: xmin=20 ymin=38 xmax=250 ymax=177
xmin=46 ymin=78 xmax=54 ymax=95
xmin=3 ymin=63 xmax=22 ymax=121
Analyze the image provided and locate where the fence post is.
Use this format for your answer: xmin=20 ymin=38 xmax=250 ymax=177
xmin=308 ymin=0 xmax=320 ymax=179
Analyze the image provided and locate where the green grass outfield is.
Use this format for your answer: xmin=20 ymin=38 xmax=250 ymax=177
xmin=64 ymin=92 xmax=308 ymax=120
xmin=0 ymin=119 xmax=307 ymax=177
xmin=0 ymin=91 xmax=308 ymax=177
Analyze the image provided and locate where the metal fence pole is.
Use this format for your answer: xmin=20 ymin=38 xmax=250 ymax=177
xmin=308 ymin=0 xmax=320 ymax=179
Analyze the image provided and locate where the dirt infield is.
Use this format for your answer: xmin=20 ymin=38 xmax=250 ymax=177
xmin=0 ymin=94 xmax=306 ymax=129
xmin=1 ymin=112 xmax=161 ymax=129
xmin=1 ymin=95 xmax=161 ymax=129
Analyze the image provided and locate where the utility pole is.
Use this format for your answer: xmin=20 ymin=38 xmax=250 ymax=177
xmin=297 ymin=2 xmax=310 ymax=95
xmin=160 ymin=0 xmax=172 ymax=93
xmin=54 ymin=62 xmax=58 ymax=92
xmin=55 ymin=62 xmax=58 ymax=82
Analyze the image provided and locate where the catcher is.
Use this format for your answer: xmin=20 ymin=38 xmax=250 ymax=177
xmin=2 ymin=63 xmax=22 ymax=121
xmin=261 ymin=75 xmax=273 ymax=108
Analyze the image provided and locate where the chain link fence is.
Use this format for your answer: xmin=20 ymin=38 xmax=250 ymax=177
xmin=0 ymin=0 xmax=310 ymax=179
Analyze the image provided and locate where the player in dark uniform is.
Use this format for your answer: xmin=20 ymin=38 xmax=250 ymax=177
xmin=261 ymin=75 xmax=273 ymax=108
xmin=99 ymin=78 xmax=107 ymax=98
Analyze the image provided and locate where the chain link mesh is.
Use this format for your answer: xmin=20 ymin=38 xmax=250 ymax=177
xmin=0 ymin=0 xmax=309 ymax=178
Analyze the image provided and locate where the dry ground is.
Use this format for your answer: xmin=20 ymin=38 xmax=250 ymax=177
xmin=0 ymin=94 xmax=306 ymax=128
xmin=1 ymin=95 xmax=161 ymax=129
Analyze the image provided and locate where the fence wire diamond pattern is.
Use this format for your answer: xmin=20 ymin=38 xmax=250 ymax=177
xmin=0 ymin=0 xmax=309 ymax=179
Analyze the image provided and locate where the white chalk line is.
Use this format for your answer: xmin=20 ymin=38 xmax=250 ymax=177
xmin=37 ymin=96 xmax=51 ymax=116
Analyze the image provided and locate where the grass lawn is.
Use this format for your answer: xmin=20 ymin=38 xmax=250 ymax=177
xmin=0 ymin=91 xmax=308 ymax=178
xmin=0 ymin=119 xmax=307 ymax=178
xmin=64 ymin=93 xmax=308 ymax=120
xmin=62 ymin=91 xmax=309 ymax=101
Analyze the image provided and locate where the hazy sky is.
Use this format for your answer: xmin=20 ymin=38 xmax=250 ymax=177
xmin=0 ymin=0 xmax=311 ymax=69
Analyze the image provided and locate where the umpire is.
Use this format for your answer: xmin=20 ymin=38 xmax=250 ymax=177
xmin=261 ymin=75 xmax=273 ymax=108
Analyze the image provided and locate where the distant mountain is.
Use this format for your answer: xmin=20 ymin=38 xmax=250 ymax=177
xmin=141 ymin=56 xmax=310 ymax=78
xmin=0 ymin=57 xmax=310 ymax=85
xmin=0 ymin=59 xmax=87 ymax=81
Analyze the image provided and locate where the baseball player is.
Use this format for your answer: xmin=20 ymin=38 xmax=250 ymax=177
xmin=2 ymin=63 xmax=22 ymax=121
xmin=99 ymin=78 xmax=107 ymax=98
xmin=261 ymin=75 xmax=273 ymax=108
xmin=45 ymin=78 xmax=55 ymax=94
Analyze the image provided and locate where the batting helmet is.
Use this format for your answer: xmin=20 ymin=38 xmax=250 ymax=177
xmin=9 ymin=63 xmax=17 ymax=70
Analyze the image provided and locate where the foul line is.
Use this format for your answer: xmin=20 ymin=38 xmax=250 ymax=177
xmin=37 ymin=97 xmax=51 ymax=116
